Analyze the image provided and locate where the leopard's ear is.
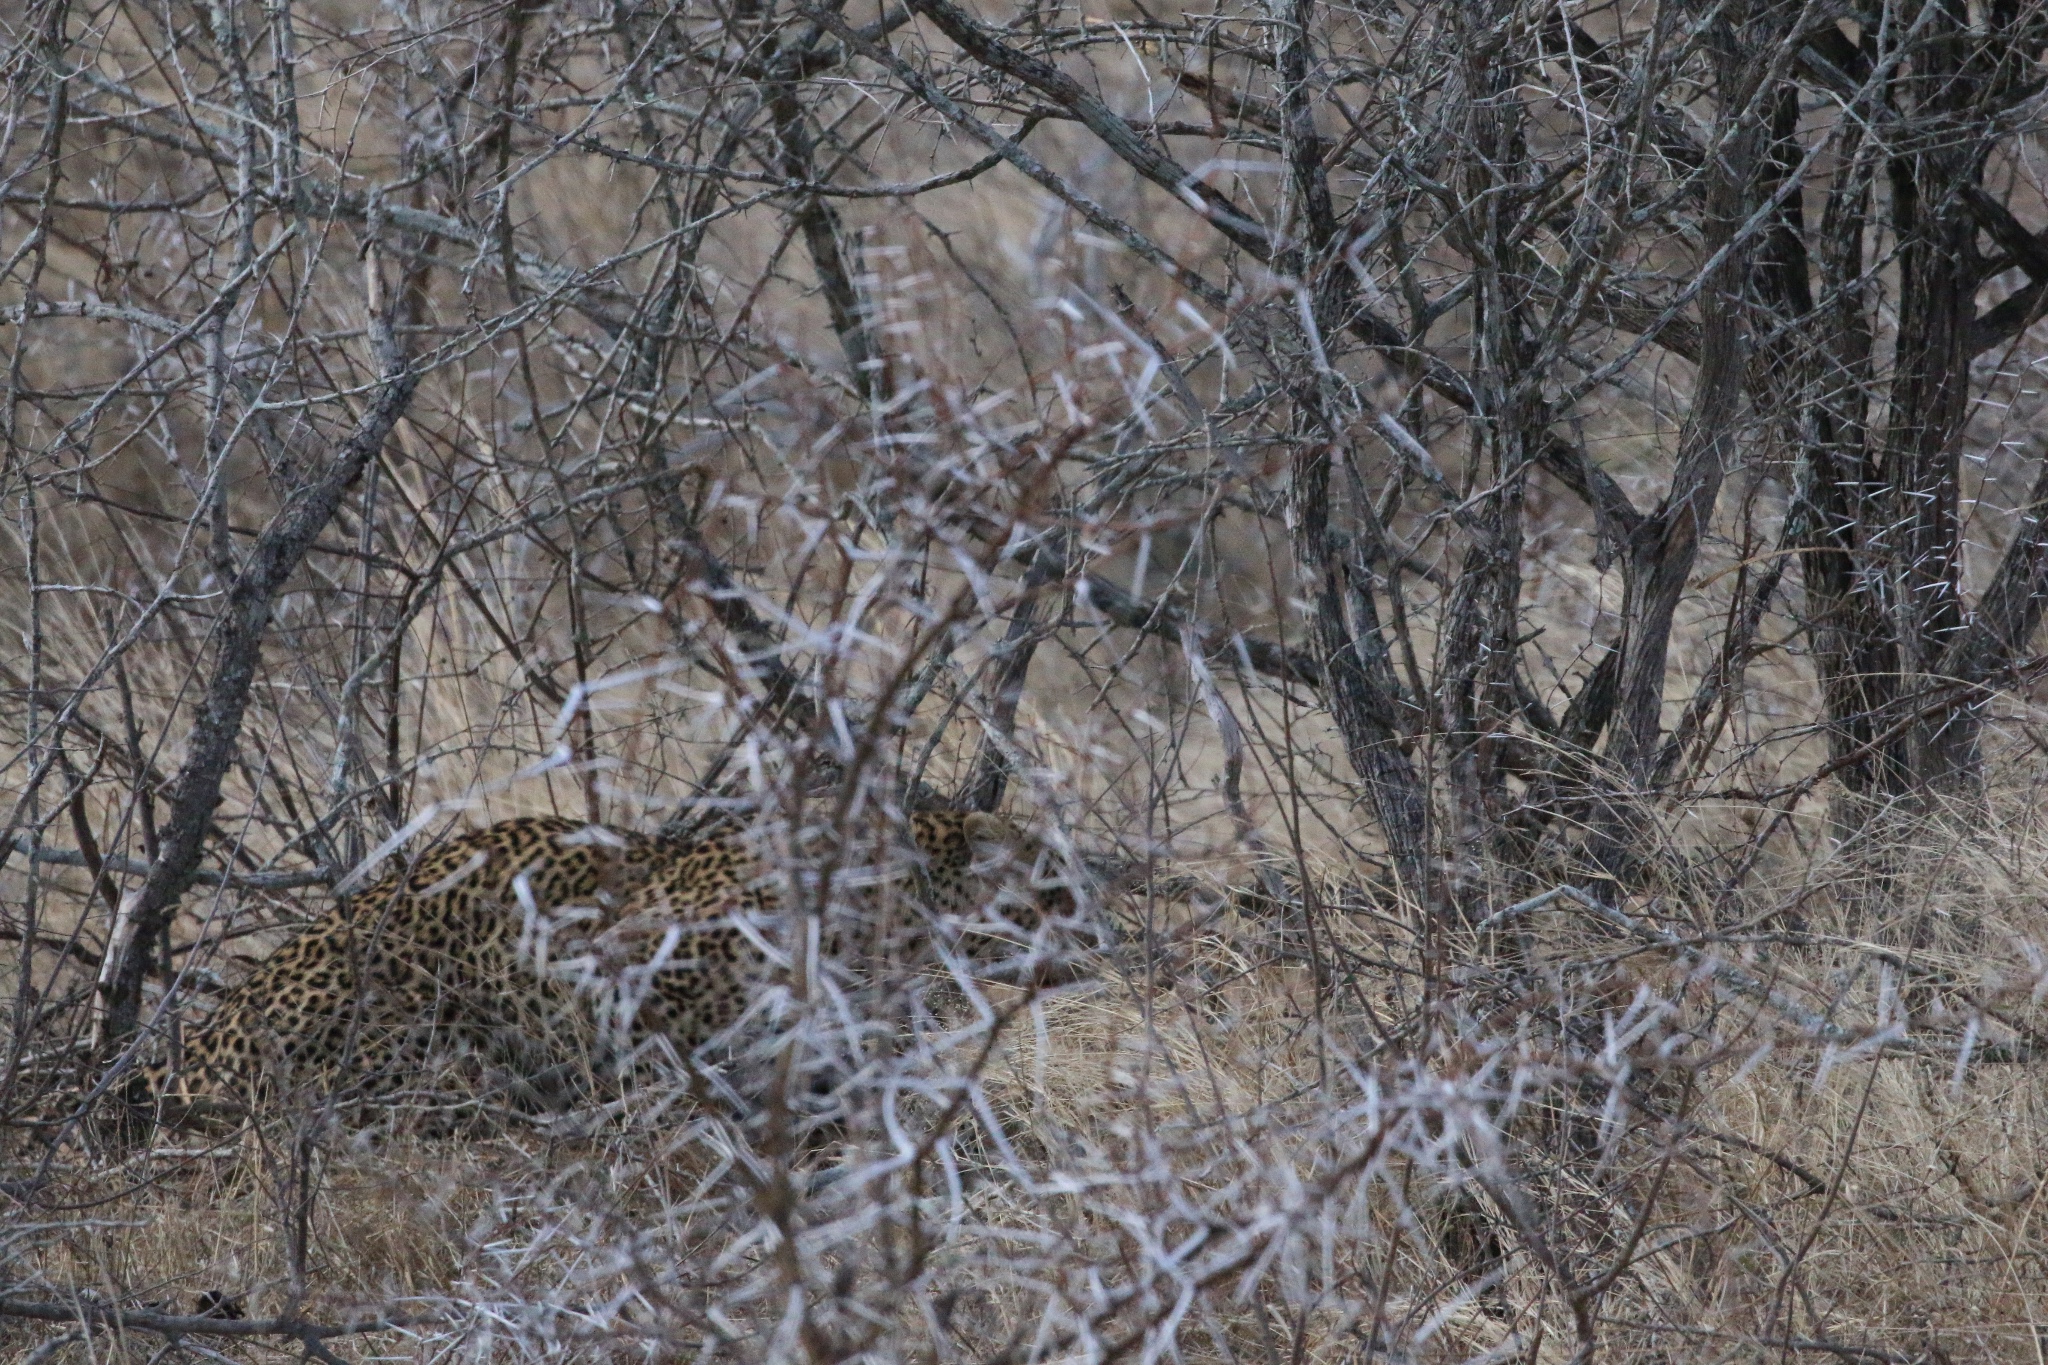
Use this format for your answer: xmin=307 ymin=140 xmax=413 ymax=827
xmin=962 ymin=812 xmax=1020 ymax=853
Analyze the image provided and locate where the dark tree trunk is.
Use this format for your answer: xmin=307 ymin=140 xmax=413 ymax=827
xmin=1435 ymin=1 xmax=1538 ymax=918
xmin=1879 ymin=50 xmax=1980 ymax=791
xmin=1790 ymin=0 xmax=2048 ymax=815
xmin=1278 ymin=0 xmax=1435 ymax=905
xmin=100 ymin=339 xmax=418 ymax=1050
xmin=1602 ymin=18 xmax=1759 ymax=788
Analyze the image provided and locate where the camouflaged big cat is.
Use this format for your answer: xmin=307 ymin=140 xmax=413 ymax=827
xmin=136 ymin=810 xmax=1073 ymax=1123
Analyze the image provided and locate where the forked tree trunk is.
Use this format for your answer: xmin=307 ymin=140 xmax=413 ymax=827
xmin=1789 ymin=2 xmax=2048 ymax=817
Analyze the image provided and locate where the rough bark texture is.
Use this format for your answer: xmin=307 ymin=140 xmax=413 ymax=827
xmin=99 ymin=339 xmax=418 ymax=1049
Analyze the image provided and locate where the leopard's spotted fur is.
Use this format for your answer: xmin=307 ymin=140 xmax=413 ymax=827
xmin=535 ymin=811 xmax=1076 ymax=1062
xmin=138 ymin=811 xmax=1073 ymax=1122
xmin=140 ymin=816 xmax=656 ymax=1122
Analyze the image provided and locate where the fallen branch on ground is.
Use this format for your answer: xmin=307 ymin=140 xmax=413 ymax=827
xmin=0 ymin=1295 xmax=432 ymax=1365
xmin=1482 ymin=886 xmax=2043 ymax=1064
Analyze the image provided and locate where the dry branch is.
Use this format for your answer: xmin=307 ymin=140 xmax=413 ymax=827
xmin=96 ymin=306 xmax=419 ymax=1047
xmin=0 ymin=1295 xmax=427 ymax=1355
xmin=6 ymin=836 xmax=331 ymax=892
xmin=1488 ymin=886 xmax=2044 ymax=1065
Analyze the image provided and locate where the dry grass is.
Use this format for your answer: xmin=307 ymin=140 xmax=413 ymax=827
xmin=8 ymin=770 xmax=2048 ymax=1362
xmin=8 ymin=0 xmax=2048 ymax=1356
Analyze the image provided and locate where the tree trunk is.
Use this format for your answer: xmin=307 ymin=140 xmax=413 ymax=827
xmin=99 ymin=324 xmax=417 ymax=1051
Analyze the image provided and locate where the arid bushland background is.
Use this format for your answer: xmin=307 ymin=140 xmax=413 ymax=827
xmin=5 ymin=0 xmax=2048 ymax=1357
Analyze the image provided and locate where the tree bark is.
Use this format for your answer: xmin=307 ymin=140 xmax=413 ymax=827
xmin=1603 ymin=58 xmax=1756 ymax=787
xmin=1275 ymin=0 xmax=1434 ymax=902
xmin=961 ymin=546 xmax=1065 ymax=813
xmin=99 ymin=313 xmax=418 ymax=1051
xmin=1790 ymin=1 xmax=2048 ymax=812
xmin=1879 ymin=60 xmax=1979 ymax=791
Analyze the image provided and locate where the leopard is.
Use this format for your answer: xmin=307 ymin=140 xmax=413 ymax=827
xmin=136 ymin=815 xmax=658 ymax=1125
xmin=134 ymin=809 xmax=1078 ymax=1126
xmin=532 ymin=810 xmax=1080 ymax=1067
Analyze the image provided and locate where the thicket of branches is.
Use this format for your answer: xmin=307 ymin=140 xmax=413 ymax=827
xmin=5 ymin=0 xmax=2048 ymax=1356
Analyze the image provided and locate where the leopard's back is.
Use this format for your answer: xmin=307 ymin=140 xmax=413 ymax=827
xmin=539 ymin=811 xmax=1078 ymax=1062
xmin=141 ymin=815 xmax=654 ymax=1121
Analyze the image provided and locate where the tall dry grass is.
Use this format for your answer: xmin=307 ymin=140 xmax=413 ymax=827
xmin=7 ymin=762 xmax=2048 ymax=1362
xmin=7 ymin=0 xmax=2048 ymax=1357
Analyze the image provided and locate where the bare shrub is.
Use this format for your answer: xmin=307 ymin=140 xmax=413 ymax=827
xmin=6 ymin=0 xmax=2048 ymax=1357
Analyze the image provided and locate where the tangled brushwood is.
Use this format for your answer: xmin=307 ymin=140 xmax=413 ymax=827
xmin=6 ymin=0 xmax=2048 ymax=1357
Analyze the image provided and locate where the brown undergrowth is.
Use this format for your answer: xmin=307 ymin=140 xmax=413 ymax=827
xmin=6 ymin=769 xmax=2048 ymax=1363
